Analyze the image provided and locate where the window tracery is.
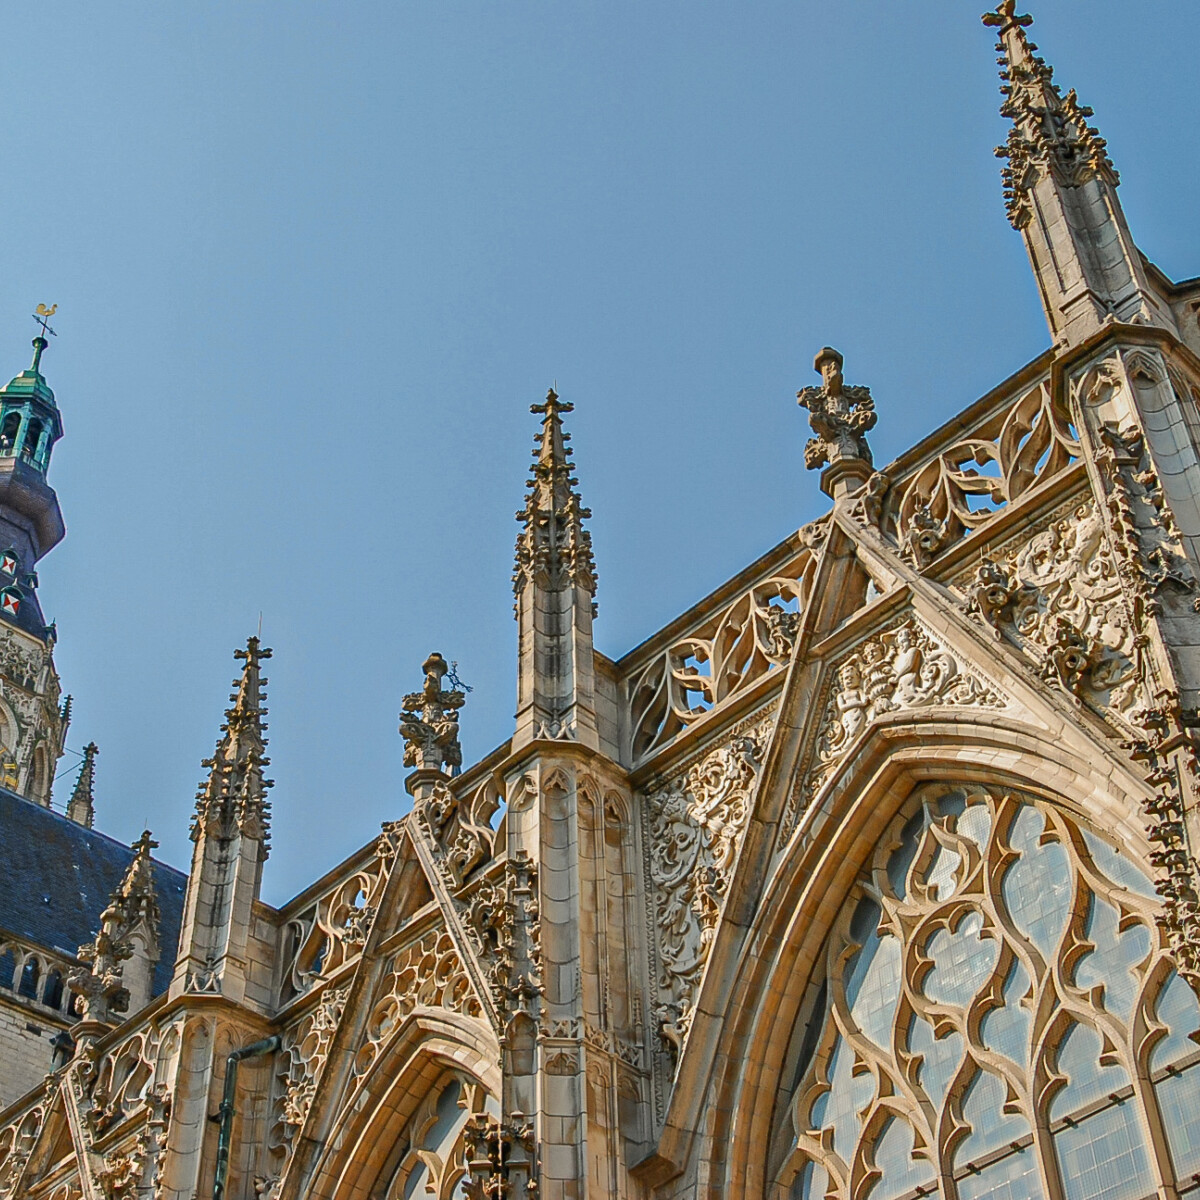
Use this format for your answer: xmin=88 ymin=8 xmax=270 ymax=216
xmin=776 ymin=783 xmax=1200 ymax=1200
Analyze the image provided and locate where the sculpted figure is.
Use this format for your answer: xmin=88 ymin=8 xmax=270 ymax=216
xmin=835 ymin=663 xmax=867 ymax=744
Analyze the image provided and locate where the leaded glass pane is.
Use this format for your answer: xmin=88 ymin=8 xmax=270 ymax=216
xmin=906 ymin=1015 xmax=962 ymax=1112
xmin=924 ymin=910 xmax=998 ymax=1008
xmin=980 ymin=957 xmax=1032 ymax=1069
xmin=1151 ymin=971 xmax=1200 ymax=1180
xmin=956 ymin=1143 xmax=1045 ymax=1200
xmin=868 ymin=1117 xmax=934 ymax=1200
xmin=1054 ymin=1101 xmax=1152 ymax=1200
xmin=955 ymin=1068 xmax=1030 ymax=1166
xmin=777 ymin=783 xmax=1193 ymax=1200
xmin=1072 ymin=894 xmax=1151 ymax=1024
xmin=1156 ymin=1061 xmax=1200 ymax=1181
xmin=1150 ymin=970 xmax=1200 ymax=1072
xmin=1049 ymin=1021 xmax=1131 ymax=1120
xmin=1081 ymin=828 xmax=1158 ymax=899
xmin=1001 ymin=805 xmax=1072 ymax=958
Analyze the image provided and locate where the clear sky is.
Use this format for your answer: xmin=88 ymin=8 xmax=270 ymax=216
xmin=1 ymin=1 xmax=1195 ymax=904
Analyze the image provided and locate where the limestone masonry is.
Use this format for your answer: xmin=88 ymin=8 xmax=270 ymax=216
xmin=1 ymin=5 xmax=1199 ymax=1199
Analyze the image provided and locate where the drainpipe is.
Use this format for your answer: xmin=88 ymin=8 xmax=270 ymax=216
xmin=212 ymin=1034 xmax=281 ymax=1200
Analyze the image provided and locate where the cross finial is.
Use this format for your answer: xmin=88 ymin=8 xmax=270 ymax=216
xmin=132 ymin=829 xmax=159 ymax=858
xmin=235 ymin=635 xmax=273 ymax=669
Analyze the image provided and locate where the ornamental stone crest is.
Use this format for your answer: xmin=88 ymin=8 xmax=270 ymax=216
xmin=797 ymin=347 xmax=876 ymax=498
xmin=399 ymin=652 xmax=465 ymax=775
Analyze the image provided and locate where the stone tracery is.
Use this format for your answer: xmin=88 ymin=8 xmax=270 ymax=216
xmin=776 ymin=782 xmax=1200 ymax=1200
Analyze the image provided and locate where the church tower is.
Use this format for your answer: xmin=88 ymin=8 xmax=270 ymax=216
xmin=0 ymin=321 xmax=69 ymax=808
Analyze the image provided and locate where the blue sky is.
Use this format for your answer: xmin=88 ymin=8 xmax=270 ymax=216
xmin=1 ymin=1 xmax=1195 ymax=904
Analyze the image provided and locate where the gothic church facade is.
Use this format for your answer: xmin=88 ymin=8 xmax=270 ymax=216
xmin=2 ymin=5 xmax=1200 ymax=1199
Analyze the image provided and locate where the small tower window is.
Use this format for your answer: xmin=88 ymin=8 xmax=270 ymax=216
xmin=0 ymin=588 xmax=21 ymax=616
xmin=0 ymin=412 xmax=19 ymax=455
xmin=0 ymin=550 xmax=17 ymax=575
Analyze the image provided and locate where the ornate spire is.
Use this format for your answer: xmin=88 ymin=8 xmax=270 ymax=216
xmin=400 ymin=652 xmax=465 ymax=781
xmin=797 ymin=347 xmax=876 ymax=499
xmin=983 ymin=2 xmax=1117 ymax=231
xmin=66 ymin=740 xmax=98 ymax=828
xmin=513 ymin=388 xmax=596 ymax=602
xmin=980 ymin=4 xmax=1171 ymax=340
xmin=192 ymin=636 xmax=274 ymax=855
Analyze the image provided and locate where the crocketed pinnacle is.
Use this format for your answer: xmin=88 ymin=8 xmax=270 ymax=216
xmin=192 ymin=636 xmax=274 ymax=854
xmin=66 ymin=741 xmax=98 ymax=828
xmin=983 ymin=1 xmax=1118 ymax=229
xmin=513 ymin=387 xmax=597 ymax=601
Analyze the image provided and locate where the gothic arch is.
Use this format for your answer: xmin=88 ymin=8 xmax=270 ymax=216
xmin=694 ymin=713 xmax=1163 ymax=1200
xmin=304 ymin=1009 xmax=499 ymax=1200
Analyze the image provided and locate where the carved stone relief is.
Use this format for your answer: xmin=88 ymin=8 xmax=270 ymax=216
xmin=790 ymin=618 xmax=1006 ymax=824
xmin=644 ymin=712 xmax=775 ymax=1061
xmin=962 ymin=499 xmax=1150 ymax=722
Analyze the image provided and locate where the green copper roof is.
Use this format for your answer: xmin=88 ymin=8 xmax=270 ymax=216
xmin=0 ymin=368 xmax=56 ymax=409
xmin=0 ymin=340 xmax=56 ymax=410
xmin=0 ymin=339 xmax=57 ymax=410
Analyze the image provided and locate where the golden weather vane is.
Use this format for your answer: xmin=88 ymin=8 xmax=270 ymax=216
xmin=33 ymin=304 xmax=57 ymax=339
xmin=30 ymin=305 xmax=57 ymax=372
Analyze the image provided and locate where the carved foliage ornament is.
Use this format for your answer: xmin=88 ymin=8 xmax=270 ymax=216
xmin=964 ymin=500 xmax=1149 ymax=721
xmin=1078 ymin=353 xmax=1199 ymax=615
xmin=645 ymin=715 xmax=774 ymax=1057
xmin=414 ymin=777 xmax=500 ymax=891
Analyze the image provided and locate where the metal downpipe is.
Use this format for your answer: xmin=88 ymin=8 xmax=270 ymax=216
xmin=212 ymin=1034 xmax=281 ymax=1200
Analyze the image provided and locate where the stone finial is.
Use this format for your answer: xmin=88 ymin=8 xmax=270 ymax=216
xmin=513 ymin=388 xmax=596 ymax=602
xmin=66 ymin=741 xmax=98 ymax=828
xmin=110 ymin=831 xmax=162 ymax=944
xmin=400 ymin=652 xmax=465 ymax=783
xmin=983 ymin=1 xmax=1117 ymax=230
xmin=796 ymin=347 xmax=877 ymax=498
xmin=193 ymin=637 xmax=274 ymax=853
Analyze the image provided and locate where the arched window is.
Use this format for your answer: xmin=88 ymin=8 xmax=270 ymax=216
xmin=18 ymin=956 xmax=40 ymax=999
xmin=0 ymin=411 xmax=20 ymax=454
xmin=22 ymin=417 xmax=42 ymax=464
xmin=0 ymin=947 xmax=15 ymax=989
xmin=776 ymin=782 xmax=1199 ymax=1200
xmin=29 ymin=745 xmax=50 ymax=806
xmin=41 ymin=968 xmax=64 ymax=1011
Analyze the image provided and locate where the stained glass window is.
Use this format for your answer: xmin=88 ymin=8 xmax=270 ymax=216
xmin=778 ymin=783 xmax=1199 ymax=1200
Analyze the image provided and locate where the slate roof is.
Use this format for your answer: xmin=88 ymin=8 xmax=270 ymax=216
xmin=0 ymin=788 xmax=188 ymax=995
